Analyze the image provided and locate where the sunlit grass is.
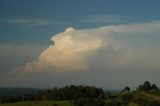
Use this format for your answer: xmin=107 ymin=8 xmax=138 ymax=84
xmin=0 ymin=101 xmax=73 ymax=106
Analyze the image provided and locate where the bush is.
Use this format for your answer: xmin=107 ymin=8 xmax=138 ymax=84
xmin=95 ymin=99 xmax=106 ymax=106
xmin=74 ymin=97 xmax=93 ymax=106
xmin=149 ymin=100 xmax=160 ymax=106
xmin=121 ymin=93 xmax=134 ymax=104
xmin=52 ymin=104 xmax=58 ymax=106
xmin=74 ymin=97 xmax=106 ymax=106
xmin=110 ymin=100 xmax=122 ymax=106
xmin=134 ymin=97 xmax=148 ymax=106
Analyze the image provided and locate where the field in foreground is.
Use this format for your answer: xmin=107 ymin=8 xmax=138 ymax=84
xmin=1 ymin=91 xmax=160 ymax=106
xmin=0 ymin=100 xmax=139 ymax=106
xmin=0 ymin=101 xmax=73 ymax=106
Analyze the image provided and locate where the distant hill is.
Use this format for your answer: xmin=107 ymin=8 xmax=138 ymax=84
xmin=0 ymin=88 xmax=39 ymax=96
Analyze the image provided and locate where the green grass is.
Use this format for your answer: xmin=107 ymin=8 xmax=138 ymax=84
xmin=1 ymin=91 xmax=159 ymax=106
xmin=129 ymin=103 xmax=139 ymax=106
xmin=0 ymin=101 xmax=73 ymax=106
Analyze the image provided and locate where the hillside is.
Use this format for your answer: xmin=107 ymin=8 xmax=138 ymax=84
xmin=0 ymin=81 xmax=160 ymax=106
xmin=138 ymin=91 xmax=160 ymax=100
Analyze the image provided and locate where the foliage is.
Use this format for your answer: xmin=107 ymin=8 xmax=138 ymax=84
xmin=38 ymin=85 xmax=105 ymax=100
xmin=137 ymin=81 xmax=158 ymax=91
xmin=151 ymin=84 xmax=158 ymax=90
xmin=0 ymin=81 xmax=160 ymax=106
xmin=121 ymin=86 xmax=130 ymax=93
xmin=0 ymin=85 xmax=105 ymax=103
xmin=143 ymin=81 xmax=152 ymax=90
xmin=121 ymin=93 xmax=134 ymax=105
xmin=74 ymin=97 xmax=106 ymax=106
xmin=133 ymin=92 xmax=160 ymax=106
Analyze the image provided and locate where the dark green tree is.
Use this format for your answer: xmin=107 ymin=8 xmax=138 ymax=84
xmin=151 ymin=84 xmax=158 ymax=90
xmin=143 ymin=81 xmax=152 ymax=90
xmin=121 ymin=86 xmax=130 ymax=93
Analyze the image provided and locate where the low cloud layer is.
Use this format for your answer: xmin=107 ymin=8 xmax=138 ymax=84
xmin=0 ymin=19 xmax=64 ymax=27
xmin=80 ymin=15 xmax=129 ymax=24
xmin=1 ymin=21 xmax=160 ymax=89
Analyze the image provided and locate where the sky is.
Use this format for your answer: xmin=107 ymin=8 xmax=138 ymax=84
xmin=0 ymin=0 xmax=160 ymax=89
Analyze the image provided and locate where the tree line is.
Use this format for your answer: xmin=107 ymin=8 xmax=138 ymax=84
xmin=0 ymin=85 xmax=105 ymax=104
xmin=0 ymin=81 xmax=160 ymax=106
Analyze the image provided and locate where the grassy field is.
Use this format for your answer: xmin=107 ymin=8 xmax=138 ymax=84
xmin=1 ymin=91 xmax=159 ymax=106
xmin=0 ymin=101 xmax=73 ymax=106
xmin=139 ymin=91 xmax=160 ymax=100
xmin=0 ymin=99 xmax=139 ymax=106
xmin=129 ymin=103 xmax=138 ymax=106
xmin=0 ymin=101 xmax=139 ymax=106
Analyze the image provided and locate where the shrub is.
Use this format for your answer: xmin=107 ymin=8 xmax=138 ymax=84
xmin=74 ymin=97 xmax=106 ymax=106
xmin=121 ymin=93 xmax=134 ymax=104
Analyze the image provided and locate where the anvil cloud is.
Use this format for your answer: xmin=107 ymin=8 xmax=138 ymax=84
xmin=1 ymin=21 xmax=160 ymax=89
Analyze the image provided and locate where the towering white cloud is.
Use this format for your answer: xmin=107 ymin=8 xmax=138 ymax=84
xmin=16 ymin=27 xmax=107 ymax=72
xmin=1 ymin=21 xmax=160 ymax=88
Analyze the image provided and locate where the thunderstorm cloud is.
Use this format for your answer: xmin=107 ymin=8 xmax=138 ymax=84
xmin=1 ymin=21 xmax=160 ymax=89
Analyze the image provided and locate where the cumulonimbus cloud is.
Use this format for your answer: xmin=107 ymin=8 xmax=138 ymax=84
xmin=1 ymin=21 xmax=160 ymax=88
xmin=14 ymin=27 xmax=107 ymax=72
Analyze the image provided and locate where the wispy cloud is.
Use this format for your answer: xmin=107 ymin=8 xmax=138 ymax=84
xmin=79 ymin=15 xmax=130 ymax=24
xmin=0 ymin=15 xmax=132 ymax=27
xmin=0 ymin=19 xmax=64 ymax=27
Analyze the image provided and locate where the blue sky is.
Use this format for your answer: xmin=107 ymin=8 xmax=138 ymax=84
xmin=1 ymin=0 xmax=160 ymax=44
xmin=1 ymin=0 xmax=160 ymax=89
